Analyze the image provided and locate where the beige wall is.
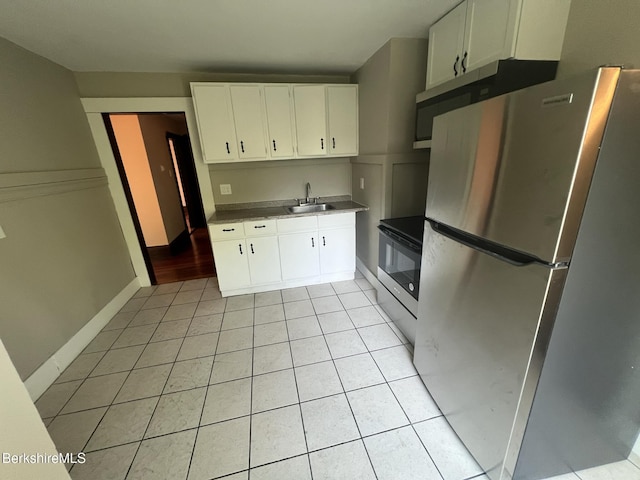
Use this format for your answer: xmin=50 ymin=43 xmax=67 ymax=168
xmin=0 ymin=37 xmax=134 ymax=379
xmin=0 ymin=340 xmax=71 ymax=479
xmin=209 ymin=158 xmax=351 ymax=205
xmin=138 ymin=114 xmax=187 ymax=243
xmin=351 ymin=38 xmax=429 ymax=273
xmin=111 ymin=115 xmax=168 ymax=246
xmin=356 ymin=42 xmax=392 ymax=156
xmin=74 ymin=72 xmax=350 ymax=98
xmin=558 ymin=0 xmax=640 ymax=79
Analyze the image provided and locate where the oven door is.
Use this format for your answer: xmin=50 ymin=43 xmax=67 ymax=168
xmin=378 ymin=226 xmax=421 ymax=302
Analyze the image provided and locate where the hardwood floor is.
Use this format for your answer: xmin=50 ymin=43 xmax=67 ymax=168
xmin=148 ymin=228 xmax=216 ymax=284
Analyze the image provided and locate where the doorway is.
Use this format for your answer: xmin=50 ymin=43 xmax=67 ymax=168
xmin=104 ymin=112 xmax=215 ymax=284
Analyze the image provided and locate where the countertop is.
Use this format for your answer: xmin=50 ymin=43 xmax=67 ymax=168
xmin=207 ymin=197 xmax=368 ymax=225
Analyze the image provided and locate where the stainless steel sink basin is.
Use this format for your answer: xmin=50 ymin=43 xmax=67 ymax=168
xmin=286 ymin=204 xmax=335 ymax=214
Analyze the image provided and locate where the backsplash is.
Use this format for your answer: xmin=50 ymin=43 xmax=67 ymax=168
xmin=208 ymin=157 xmax=352 ymax=205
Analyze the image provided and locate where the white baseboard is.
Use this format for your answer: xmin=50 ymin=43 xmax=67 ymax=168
xmin=219 ymin=271 xmax=355 ymax=298
xmin=356 ymin=257 xmax=381 ymax=289
xmin=25 ymin=278 xmax=141 ymax=401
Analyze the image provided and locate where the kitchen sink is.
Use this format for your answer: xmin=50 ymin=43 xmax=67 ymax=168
xmin=286 ymin=203 xmax=335 ymax=214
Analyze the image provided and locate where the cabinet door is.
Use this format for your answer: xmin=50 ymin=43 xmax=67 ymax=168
xmin=279 ymin=232 xmax=320 ymax=280
xmin=327 ymin=85 xmax=358 ymax=156
xmin=191 ymin=84 xmax=238 ymax=162
xmin=463 ymin=0 xmax=518 ymax=73
xmin=247 ymin=236 xmax=282 ymax=285
xmin=319 ymin=227 xmax=355 ymax=275
xmin=293 ymin=85 xmax=328 ymax=157
xmin=426 ymin=2 xmax=467 ymax=90
xmin=229 ymin=85 xmax=268 ymax=160
xmin=211 ymin=239 xmax=251 ymax=291
xmin=264 ymin=85 xmax=295 ymax=158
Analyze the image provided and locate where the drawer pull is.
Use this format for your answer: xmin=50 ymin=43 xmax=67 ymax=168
xmin=320 ymin=138 xmax=324 ymax=150
xmin=239 ymin=244 xmax=243 ymax=255
xmin=272 ymin=139 xmax=277 ymax=151
xmin=222 ymin=228 xmax=235 ymax=232
xmin=311 ymin=237 xmax=315 ymax=248
xmin=240 ymin=140 xmax=245 ymax=153
xmin=250 ymin=243 xmax=254 ymax=254
xmin=254 ymin=225 xmax=266 ymax=229
xmin=225 ymin=142 xmax=230 ymax=154
xmin=322 ymin=236 xmax=326 ymax=246
xmin=332 ymin=137 xmax=336 ymax=149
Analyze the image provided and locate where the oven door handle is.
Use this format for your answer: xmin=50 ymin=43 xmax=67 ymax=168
xmin=378 ymin=225 xmax=422 ymax=253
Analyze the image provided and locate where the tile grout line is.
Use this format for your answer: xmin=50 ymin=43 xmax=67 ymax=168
xmin=185 ymin=300 xmax=224 ymax=480
xmin=49 ymin=278 xmax=463 ymax=479
xmin=308 ymin=284 xmax=381 ymax=480
xmin=282 ymin=297 xmax=311 ymax=480
xmin=97 ymin=303 xmax=196 ymax=477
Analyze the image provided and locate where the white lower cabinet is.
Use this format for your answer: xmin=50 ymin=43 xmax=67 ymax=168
xmin=319 ymin=227 xmax=355 ymax=275
xmin=211 ymin=239 xmax=251 ymax=291
xmin=211 ymin=212 xmax=356 ymax=296
xmin=246 ymin=236 xmax=282 ymax=285
xmin=318 ymin=212 xmax=356 ymax=275
xmin=279 ymin=232 xmax=320 ymax=280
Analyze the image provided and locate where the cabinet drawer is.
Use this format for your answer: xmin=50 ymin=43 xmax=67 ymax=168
xmin=277 ymin=215 xmax=318 ymax=233
xmin=208 ymin=222 xmax=245 ymax=240
xmin=245 ymin=219 xmax=277 ymax=237
xmin=318 ymin=212 xmax=355 ymax=229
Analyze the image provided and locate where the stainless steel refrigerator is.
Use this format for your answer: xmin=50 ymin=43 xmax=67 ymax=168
xmin=414 ymin=67 xmax=640 ymax=480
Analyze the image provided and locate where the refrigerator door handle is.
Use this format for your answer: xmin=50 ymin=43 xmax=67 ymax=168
xmin=427 ymin=219 xmax=545 ymax=267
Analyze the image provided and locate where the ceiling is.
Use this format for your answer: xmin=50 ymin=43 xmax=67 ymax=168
xmin=0 ymin=0 xmax=458 ymax=74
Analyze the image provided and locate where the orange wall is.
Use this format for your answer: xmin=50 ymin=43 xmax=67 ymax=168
xmin=110 ymin=114 xmax=168 ymax=246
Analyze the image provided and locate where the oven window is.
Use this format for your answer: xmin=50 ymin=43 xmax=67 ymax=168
xmin=384 ymin=244 xmax=419 ymax=285
xmin=379 ymin=231 xmax=421 ymax=298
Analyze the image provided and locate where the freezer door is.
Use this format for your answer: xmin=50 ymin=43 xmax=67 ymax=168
xmin=414 ymin=224 xmax=567 ymax=479
xmin=426 ymin=68 xmax=619 ymax=263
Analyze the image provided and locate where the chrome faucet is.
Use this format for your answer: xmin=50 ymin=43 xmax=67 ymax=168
xmin=305 ymin=182 xmax=312 ymax=204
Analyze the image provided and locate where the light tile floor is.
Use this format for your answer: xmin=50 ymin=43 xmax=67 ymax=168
xmin=36 ymin=274 xmax=640 ymax=480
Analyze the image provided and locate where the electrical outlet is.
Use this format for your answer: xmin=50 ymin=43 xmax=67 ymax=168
xmin=0 ymin=225 xmax=6 ymax=240
xmin=220 ymin=184 xmax=232 ymax=195
xmin=359 ymin=177 xmax=365 ymax=190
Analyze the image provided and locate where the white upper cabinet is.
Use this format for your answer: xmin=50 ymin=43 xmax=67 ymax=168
xmin=191 ymin=83 xmax=238 ymax=162
xmin=263 ymin=85 xmax=295 ymax=158
xmin=463 ymin=0 xmax=517 ymax=73
xmin=327 ymin=85 xmax=358 ymax=156
xmin=293 ymin=85 xmax=328 ymax=157
xmin=229 ymin=85 xmax=268 ymax=160
xmin=425 ymin=0 xmax=571 ymax=91
xmin=426 ymin=2 xmax=467 ymax=90
xmin=192 ymin=82 xmax=358 ymax=162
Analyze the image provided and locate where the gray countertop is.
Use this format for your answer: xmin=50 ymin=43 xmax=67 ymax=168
xmin=207 ymin=198 xmax=368 ymax=224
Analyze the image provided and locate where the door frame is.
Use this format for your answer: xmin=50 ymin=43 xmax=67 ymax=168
xmin=82 ymin=98 xmax=215 ymax=286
